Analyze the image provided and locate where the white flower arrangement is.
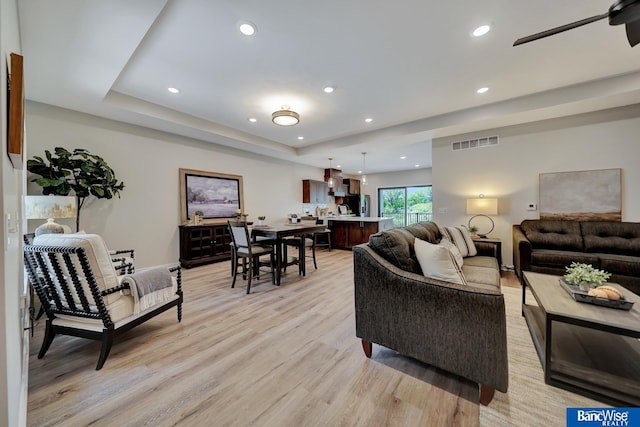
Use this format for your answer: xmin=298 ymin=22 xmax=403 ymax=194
xmin=564 ymin=262 xmax=611 ymax=287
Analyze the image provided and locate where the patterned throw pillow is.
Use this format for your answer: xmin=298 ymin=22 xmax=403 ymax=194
xmin=442 ymin=226 xmax=478 ymax=258
xmin=414 ymin=237 xmax=468 ymax=286
xmin=438 ymin=238 xmax=463 ymax=269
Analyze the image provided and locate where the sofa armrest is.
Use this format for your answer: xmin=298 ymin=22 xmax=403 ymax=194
xmin=353 ymin=244 xmax=508 ymax=393
xmin=474 ymin=240 xmax=497 ymax=258
xmin=512 ymin=225 xmax=532 ymax=279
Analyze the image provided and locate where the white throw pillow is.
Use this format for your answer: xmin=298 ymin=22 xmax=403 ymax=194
xmin=414 ymin=237 xmax=467 ymax=285
xmin=439 ymin=238 xmax=463 ymax=269
xmin=442 ymin=226 xmax=478 ymax=257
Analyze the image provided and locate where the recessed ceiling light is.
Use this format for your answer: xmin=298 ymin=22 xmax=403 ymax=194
xmin=248 ymin=117 xmax=257 ymax=123
xmin=167 ymin=87 xmax=180 ymax=94
xmin=358 ymin=170 xmax=362 ymax=174
xmin=415 ymin=164 xmax=420 ymax=168
xmin=239 ymin=22 xmax=256 ymax=36
xmin=297 ymin=136 xmax=304 ymax=140
xmin=477 ymin=87 xmax=489 ymax=94
xmin=473 ymin=25 xmax=491 ymax=37
xmin=400 ymin=156 xmax=406 ymax=159
xmin=365 ymin=118 xmax=373 ymax=123
xmin=336 ymin=165 xmax=341 ymax=168
xmin=323 ymin=86 xmax=335 ymax=93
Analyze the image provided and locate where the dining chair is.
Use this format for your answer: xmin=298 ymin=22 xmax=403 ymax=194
xmin=283 ymin=219 xmax=318 ymax=274
xmin=227 ymin=220 xmax=276 ymax=294
xmin=313 ymin=218 xmax=332 ymax=251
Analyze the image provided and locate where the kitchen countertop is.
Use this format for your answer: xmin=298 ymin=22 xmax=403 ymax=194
xmin=326 ymin=216 xmax=393 ymax=222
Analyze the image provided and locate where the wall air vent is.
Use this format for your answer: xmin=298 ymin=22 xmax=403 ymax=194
xmin=452 ymin=135 xmax=498 ymax=151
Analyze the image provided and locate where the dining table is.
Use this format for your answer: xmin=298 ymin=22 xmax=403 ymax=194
xmin=250 ymin=222 xmax=326 ymax=285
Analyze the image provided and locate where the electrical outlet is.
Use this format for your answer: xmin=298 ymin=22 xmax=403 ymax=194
xmin=438 ymin=207 xmax=448 ymax=214
xmin=526 ymin=203 xmax=537 ymax=211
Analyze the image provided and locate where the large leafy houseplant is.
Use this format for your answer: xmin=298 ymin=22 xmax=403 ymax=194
xmin=27 ymin=147 xmax=125 ymax=231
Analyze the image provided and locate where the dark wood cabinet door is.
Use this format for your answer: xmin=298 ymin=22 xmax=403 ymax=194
xmin=344 ymin=178 xmax=361 ymax=195
xmin=303 ymin=179 xmax=329 ymax=203
xmin=302 ymin=180 xmax=312 ymax=203
xmin=179 ymin=224 xmax=232 ymax=268
xmin=330 ymin=222 xmax=349 ymax=249
xmin=330 ymin=221 xmax=379 ymax=249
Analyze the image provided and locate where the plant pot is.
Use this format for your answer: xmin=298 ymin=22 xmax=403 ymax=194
xmin=257 ymin=219 xmax=265 ymax=226
xmin=578 ymin=282 xmax=598 ymax=292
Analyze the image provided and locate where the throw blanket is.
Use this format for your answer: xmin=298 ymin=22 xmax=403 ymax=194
xmin=121 ymin=267 xmax=175 ymax=315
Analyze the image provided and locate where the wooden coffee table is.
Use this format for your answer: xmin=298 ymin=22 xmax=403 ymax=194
xmin=522 ymin=271 xmax=640 ymax=406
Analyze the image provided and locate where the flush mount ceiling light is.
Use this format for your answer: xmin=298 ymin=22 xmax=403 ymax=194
xmin=365 ymin=118 xmax=373 ymax=123
xmin=323 ymin=86 xmax=335 ymax=93
xmin=167 ymin=87 xmax=180 ymax=94
xmin=272 ymin=106 xmax=300 ymax=126
xmin=477 ymin=87 xmax=489 ymax=94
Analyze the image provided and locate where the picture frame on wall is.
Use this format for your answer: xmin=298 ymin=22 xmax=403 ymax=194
xmin=179 ymin=168 xmax=244 ymax=224
xmin=7 ymin=52 xmax=24 ymax=169
xmin=539 ymin=168 xmax=622 ymax=221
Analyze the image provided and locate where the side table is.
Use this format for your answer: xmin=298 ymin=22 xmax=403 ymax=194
xmin=473 ymin=237 xmax=502 ymax=268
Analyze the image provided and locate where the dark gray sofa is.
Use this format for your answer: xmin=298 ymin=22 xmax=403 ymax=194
xmin=513 ymin=220 xmax=640 ymax=295
xmin=353 ymin=222 xmax=508 ymax=405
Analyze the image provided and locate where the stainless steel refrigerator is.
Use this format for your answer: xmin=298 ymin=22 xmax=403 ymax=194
xmin=351 ymin=194 xmax=370 ymax=217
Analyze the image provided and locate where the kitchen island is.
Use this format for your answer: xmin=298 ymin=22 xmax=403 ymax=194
xmin=327 ymin=216 xmax=394 ymax=250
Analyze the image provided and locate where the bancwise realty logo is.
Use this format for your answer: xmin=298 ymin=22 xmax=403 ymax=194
xmin=567 ymin=408 xmax=640 ymax=426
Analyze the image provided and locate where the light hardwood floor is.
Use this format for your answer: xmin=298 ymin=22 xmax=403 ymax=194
xmin=27 ymin=249 xmax=518 ymax=427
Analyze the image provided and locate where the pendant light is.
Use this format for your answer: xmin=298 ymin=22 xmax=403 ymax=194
xmin=327 ymin=158 xmax=334 ymax=188
xmin=361 ymin=152 xmax=368 ymax=185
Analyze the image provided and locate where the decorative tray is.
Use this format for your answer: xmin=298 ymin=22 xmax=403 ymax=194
xmin=558 ymin=278 xmax=634 ymax=310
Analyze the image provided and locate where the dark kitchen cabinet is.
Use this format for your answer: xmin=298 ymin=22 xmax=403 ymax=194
xmin=329 ymin=220 xmax=381 ymax=249
xmin=179 ymin=224 xmax=232 ymax=268
xmin=324 ymin=168 xmax=346 ymax=197
xmin=343 ymin=178 xmax=361 ymax=195
xmin=302 ymin=179 xmax=329 ymax=204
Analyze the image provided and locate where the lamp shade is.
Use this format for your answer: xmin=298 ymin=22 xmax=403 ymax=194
xmin=466 ymin=198 xmax=498 ymax=215
xmin=25 ymin=195 xmax=77 ymax=219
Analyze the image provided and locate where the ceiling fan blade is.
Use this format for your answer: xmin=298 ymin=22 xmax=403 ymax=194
xmin=626 ymin=19 xmax=640 ymax=46
xmin=513 ymin=13 xmax=608 ymax=46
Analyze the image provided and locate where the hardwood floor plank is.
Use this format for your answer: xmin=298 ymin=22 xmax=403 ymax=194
xmin=28 ymin=249 xmax=482 ymax=426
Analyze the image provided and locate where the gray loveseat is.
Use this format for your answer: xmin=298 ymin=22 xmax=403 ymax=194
xmin=513 ymin=219 xmax=640 ymax=295
xmin=353 ymin=221 xmax=508 ymax=405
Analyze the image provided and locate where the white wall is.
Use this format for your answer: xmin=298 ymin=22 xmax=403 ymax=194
xmin=1 ymin=0 xmax=27 ymax=425
xmin=26 ymin=102 xmax=325 ymax=268
xmin=432 ymin=105 xmax=640 ymax=267
xmin=364 ymin=168 xmax=432 ymax=216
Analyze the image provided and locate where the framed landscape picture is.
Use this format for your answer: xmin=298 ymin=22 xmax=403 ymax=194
xmin=539 ymin=168 xmax=621 ymax=221
xmin=179 ymin=168 xmax=244 ymax=224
